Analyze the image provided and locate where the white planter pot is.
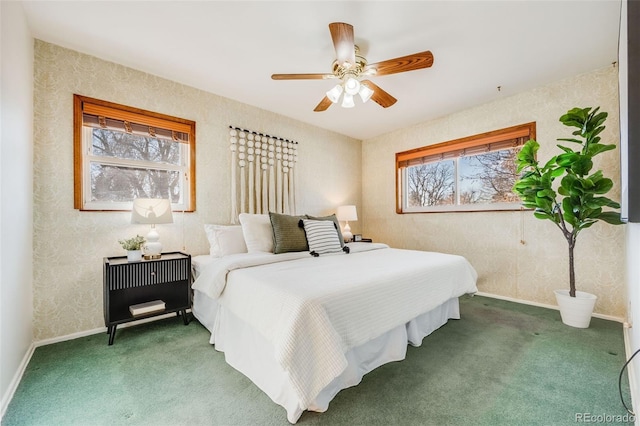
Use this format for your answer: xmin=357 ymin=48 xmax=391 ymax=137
xmin=554 ymin=289 xmax=597 ymax=328
xmin=127 ymin=250 xmax=142 ymax=262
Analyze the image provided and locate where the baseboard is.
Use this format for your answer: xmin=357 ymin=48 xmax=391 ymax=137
xmin=475 ymin=291 xmax=625 ymax=323
xmin=34 ymin=311 xmax=185 ymax=347
xmin=1 ymin=342 xmax=35 ymax=419
xmin=34 ymin=326 xmax=106 ymax=347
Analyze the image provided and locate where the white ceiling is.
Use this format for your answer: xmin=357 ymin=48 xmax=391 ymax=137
xmin=21 ymin=1 xmax=622 ymax=140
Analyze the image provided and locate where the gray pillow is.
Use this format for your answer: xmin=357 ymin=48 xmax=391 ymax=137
xmin=305 ymin=214 xmax=345 ymax=247
xmin=269 ymin=212 xmax=309 ymax=254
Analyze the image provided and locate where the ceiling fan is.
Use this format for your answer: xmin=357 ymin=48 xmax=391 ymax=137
xmin=271 ymin=22 xmax=434 ymax=112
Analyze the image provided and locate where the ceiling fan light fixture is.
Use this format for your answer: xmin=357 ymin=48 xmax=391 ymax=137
xmin=341 ymin=93 xmax=355 ymax=108
xmin=272 ymin=23 xmax=433 ymax=112
xmin=359 ymin=84 xmax=374 ymax=103
xmin=344 ymin=77 xmax=361 ymax=96
xmin=326 ymin=84 xmax=343 ymax=103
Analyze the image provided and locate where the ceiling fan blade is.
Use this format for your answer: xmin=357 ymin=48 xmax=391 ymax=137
xmin=314 ymin=96 xmax=333 ymax=112
xmin=368 ymin=50 xmax=434 ymax=76
xmin=271 ymin=73 xmax=335 ymax=80
xmin=361 ymin=80 xmax=397 ymax=108
xmin=329 ymin=22 xmax=355 ymax=67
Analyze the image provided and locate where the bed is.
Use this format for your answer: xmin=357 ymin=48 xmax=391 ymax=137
xmin=191 ymin=213 xmax=478 ymax=423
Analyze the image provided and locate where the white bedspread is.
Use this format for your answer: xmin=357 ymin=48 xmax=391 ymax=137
xmin=192 ymin=243 xmax=478 ymax=408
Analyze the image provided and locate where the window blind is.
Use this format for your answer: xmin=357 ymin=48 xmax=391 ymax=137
xmin=82 ymin=113 xmax=189 ymax=143
xmin=396 ymin=122 xmax=535 ymax=168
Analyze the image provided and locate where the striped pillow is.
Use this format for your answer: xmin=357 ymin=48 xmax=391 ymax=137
xmin=305 ymin=214 xmax=345 ymax=247
xmin=302 ymin=219 xmax=344 ymax=255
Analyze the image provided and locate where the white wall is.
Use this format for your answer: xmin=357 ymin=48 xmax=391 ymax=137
xmin=627 ymin=224 xmax=640 ymax=406
xmin=0 ymin=1 xmax=34 ymax=416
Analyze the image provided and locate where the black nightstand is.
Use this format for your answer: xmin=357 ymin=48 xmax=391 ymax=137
xmin=103 ymin=251 xmax=191 ymax=345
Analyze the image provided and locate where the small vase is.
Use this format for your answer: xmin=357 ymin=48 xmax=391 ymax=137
xmin=127 ymin=250 xmax=142 ymax=262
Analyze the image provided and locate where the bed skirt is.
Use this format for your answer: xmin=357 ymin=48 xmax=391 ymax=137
xmin=192 ymin=289 xmax=460 ymax=423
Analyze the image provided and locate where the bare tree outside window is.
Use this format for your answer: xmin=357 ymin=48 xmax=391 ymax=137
xmin=92 ymin=129 xmax=181 ymax=165
xmin=407 ymin=160 xmax=455 ymax=207
xmin=459 ymin=148 xmax=521 ymax=205
xmin=90 ymin=129 xmax=183 ymax=203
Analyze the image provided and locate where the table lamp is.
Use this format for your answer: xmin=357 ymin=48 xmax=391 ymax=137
xmin=131 ymin=198 xmax=173 ymax=259
xmin=336 ymin=205 xmax=358 ymax=242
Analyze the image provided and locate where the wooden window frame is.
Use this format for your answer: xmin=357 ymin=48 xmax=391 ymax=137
xmin=73 ymin=94 xmax=196 ymax=211
xmin=395 ymin=122 xmax=536 ymax=213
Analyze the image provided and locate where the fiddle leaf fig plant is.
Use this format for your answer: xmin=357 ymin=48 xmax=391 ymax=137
xmin=513 ymin=106 xmax=623 ymax=297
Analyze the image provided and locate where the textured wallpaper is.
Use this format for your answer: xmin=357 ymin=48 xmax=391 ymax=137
xmin=362 ymin=66 xmax=626 ymax=319
xmin=33 ymin=41 xmax=361 ymax=341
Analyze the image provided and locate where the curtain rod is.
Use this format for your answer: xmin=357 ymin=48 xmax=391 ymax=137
xmin=229 ymin=125 xmax=298 ymax=144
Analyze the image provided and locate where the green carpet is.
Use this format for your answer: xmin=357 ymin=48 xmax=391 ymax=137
xmin=2 ymin=295 xmax=633 ymax=425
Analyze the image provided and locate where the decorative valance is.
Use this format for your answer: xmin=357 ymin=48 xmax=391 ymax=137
xmin=229 ymin=126 xmax=298 ymax=222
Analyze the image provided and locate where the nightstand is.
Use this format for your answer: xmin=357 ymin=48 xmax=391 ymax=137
xmin=103 ymin=251 xmax=191 ymax=345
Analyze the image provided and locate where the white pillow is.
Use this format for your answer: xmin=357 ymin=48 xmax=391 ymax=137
xmin=302 ymin=219 xmax=344 ymax=255
xmin=238 ymin=213 xmax=274 ymax=253
xmin=204 ymin=224 xmax=247 ymax=257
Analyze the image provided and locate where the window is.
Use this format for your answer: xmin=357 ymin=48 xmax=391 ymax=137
xmin=395 ymin=122 xmax=535 ymax=213
xmin=74 ymin=95 xmax=196 ymax=211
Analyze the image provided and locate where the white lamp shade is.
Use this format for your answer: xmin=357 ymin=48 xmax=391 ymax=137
xmin=131 ymin=198 xmax=174 ymax=224
xmin=326 ymin=84 xmax=343 ymax=103
xmin=343 ymin=77 xmax=361 ymax=95
xmin=336 ymin=205 xmax=358 ymax=222
xmin=341 ymin=93 xmax=355 ymax=108
xmin=359 ymin=84 xmax=374 ymax=103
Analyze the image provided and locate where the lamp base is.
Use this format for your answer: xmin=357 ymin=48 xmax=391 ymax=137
xmin=343 ymin=222 xmax=353 ymax=243
xmin=143 ymin=227 xmax=163 ymax=259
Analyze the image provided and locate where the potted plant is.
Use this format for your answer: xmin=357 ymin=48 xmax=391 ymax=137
xmin=118 ymin=235 xmax=146 ymax=262
xmin=513 ymin=106 xmax=623 ymax=328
